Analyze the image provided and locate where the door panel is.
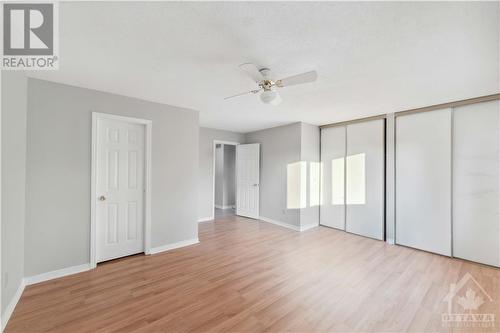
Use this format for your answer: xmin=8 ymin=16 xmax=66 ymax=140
xmin=396 ymin=109 xmax=452 ymax=256
xmin=128 ymin=151 xmax=138 ymax=189
xmin=108 ymin=149 xmax=119 ymax=189
xmin=97 ymin=118 xmax=145 ymax=262
xmin=320 ymin=126 xmax=346 ymax=230
xmin=236 ymin=144 xmax=260 ymax=219
xmin=127 ymin=201 xmax=138 ymax=240
xmin=107 ymin=203 xmax=118 ymax=244
xmin=345 ymin=119 xmax=385 ymax=240
xmin=453 ymin=101 xmax=500 ymax=266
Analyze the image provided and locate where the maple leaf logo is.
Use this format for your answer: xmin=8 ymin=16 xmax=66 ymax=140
xmin=457 ymin=288 xmax=484 ymax=312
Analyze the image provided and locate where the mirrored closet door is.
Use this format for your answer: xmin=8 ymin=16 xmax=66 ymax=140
xmin=395 ymin=108 xmax=452 ymax=256
xmin=320 ymin=119 xmax=385 ymax=240
xmin=453 ymin=101 xmax=500 ymax=267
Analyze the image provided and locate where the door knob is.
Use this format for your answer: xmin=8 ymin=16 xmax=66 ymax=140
xmin=99 ymin=195 xmax=106 ymax=201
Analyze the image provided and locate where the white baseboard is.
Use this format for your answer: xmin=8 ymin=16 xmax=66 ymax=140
xmin=24 ymin=263 xmax=91 ymax=286
xmin=259 ymin=216 xmax=301 ymax=231
xmin=259 ymin=217 xmax=319 ymax=232
xmin=1 ymin=279 xmax=26 ymax=331
xmin=386 ymin=238 xmax=395 ymax=245
xmin=149 ymin=238 xmax=199 ymax=255
xmin=198 ymin=216 xmax=213 ymax=223
xmin=214 ymin=205 xmax=234 ymax=210
xmin=2 ymin=263 xmax=92 ymax=331
xmin=300 ymin=223 xmax=319 ymax=232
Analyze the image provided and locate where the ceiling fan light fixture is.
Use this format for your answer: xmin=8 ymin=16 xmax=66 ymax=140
xmin=270 ymin=92 xmax=281 ymax=106
xmin=260 ymin=90 xmax=281 ymax=105
xmin=224 ymin=63 xmax=317 ymax=104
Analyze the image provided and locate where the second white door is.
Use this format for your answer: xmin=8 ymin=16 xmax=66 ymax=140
xmin=96 ymin=117 xmax=145 ymax=262
xmin=236 ymin=144 xmax=260 ymax=219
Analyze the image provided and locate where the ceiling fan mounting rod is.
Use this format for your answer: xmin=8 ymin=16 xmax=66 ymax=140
xmin=259 ymin=67 xmax=271 ymax=75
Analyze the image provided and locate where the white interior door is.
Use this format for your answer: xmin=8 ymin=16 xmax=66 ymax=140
xmin=236 ymin=144 xmax=260 ymax=219
xmin=96 ymin=117 xmax=145 ymax=262
xmin=320 ymin=126 xmax=346 ymax=230
xmin=453 ymin=101 xmax=500 ymax=267
xmin=345 ymin=119 xmax=385 ymax=240
xmin=395 ymin=109 xmax=452 ymax=256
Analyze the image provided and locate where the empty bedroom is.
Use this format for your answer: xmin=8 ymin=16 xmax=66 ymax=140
xmin=1 ymin=1 xmax=499 ymax=332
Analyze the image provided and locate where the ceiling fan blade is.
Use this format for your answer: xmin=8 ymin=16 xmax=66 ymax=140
xmin=276 ymin=71 xmax=317 ymax=87
xmin=224 ymin=89 xmax=261 ymax=100
xmin=238 ymin=63 xmax=264 ymax=83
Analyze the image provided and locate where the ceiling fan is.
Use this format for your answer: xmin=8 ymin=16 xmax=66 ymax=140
xmin=224 ymin=63 xmax=318 ymax=105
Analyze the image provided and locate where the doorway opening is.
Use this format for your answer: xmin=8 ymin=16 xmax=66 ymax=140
xmin=213 ymin=141 xmax=238 ymax=219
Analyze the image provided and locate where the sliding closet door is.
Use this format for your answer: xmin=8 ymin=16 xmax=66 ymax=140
xmin=395 ymin=109 xmax=452 ymax=256
xmin=453 ymin=101 xmax=500 ymax=266
xmin=320 ymin=126 xmax=346 ymax=230
xmin=345 ymin=119 xmax=385 ymax=240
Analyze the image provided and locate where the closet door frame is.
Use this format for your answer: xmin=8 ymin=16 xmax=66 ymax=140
xmin=319 ymin=93 xmax=500 ymax=266
xmin=393 ymin=95 xmax=500 ymax=266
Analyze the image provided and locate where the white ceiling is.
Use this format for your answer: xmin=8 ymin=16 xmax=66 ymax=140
xmin=29 ymin=2 xmax=499 ymax=133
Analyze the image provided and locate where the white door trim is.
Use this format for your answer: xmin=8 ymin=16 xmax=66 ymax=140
xmin=90 ymin=112 xmax=152 ymax=269
xmin=212 ymin=140 xmax=239 ymax=220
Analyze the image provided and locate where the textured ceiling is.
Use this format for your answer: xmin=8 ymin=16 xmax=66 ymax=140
xmin=28 ymin=2 xmax=499 ymax=132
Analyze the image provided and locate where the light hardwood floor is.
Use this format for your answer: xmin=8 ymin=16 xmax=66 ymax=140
xmin=5 ymin=214 xmax=500 ymax=332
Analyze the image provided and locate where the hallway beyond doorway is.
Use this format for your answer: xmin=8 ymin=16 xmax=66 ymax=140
xmin=215 ymin=207 xmax=235 ymax=218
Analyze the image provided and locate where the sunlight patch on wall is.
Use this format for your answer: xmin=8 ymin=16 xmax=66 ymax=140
xmin=287 ymin=161 xmax=307 ymax=209
xmin=309 ymin=162 xmax=321 ymax=207
xmin=331 ymin=157 xmax=345 ymax=205
xmin=346 ymin=153 xmax=366 ymax=205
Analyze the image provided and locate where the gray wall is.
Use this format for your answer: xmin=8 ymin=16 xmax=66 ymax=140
xmin=245 ymin=123 xmax=302 ymax=227
xmin=25 ymin=78 xmax=199 ymax=276
xmin=1 ymin=72 xmax=27 ymax=316
xmin=299 ymin=123 xmax=320 ymax=228
xmin=198 ymin=128 xmax=244 ymax=220
xmin=223 ymin=145 xmax=236 ymax=207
